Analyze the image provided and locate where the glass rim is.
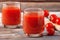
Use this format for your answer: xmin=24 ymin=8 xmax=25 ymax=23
xmin=24 ymin=8 xmax=43 ymax=12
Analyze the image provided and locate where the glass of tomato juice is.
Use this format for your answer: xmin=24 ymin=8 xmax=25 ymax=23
xmin=2 ymin=2 xmax=21 ymax=28
xmin=23 ymin=8 xmax=44 ymax=37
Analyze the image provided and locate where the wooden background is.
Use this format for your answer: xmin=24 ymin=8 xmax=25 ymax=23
xmin=0 ymin=0 xmax=60 ymax=2
xmin=0 ymin=0 xmax=60 ymax=12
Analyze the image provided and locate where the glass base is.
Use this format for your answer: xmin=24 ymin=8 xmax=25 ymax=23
xmin=4 ymin=25 xmax=21 ymax=29
xmin=26 ymin=34 xmax=43 ymax=38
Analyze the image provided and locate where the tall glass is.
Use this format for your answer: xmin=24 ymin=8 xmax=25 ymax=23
xmin=23 ymin=8 xmax=44 ymax=37
xmin=2 ymin=2 xmax=21 ymax=28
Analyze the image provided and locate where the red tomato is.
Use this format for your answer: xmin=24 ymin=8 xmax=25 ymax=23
xmin=50 ymin=14 xmax=57 ymax=23
xmin=56 ymin=18 xmax=60 ymax=25
xmin=44 ymin=10 xmax=49 ymax=17
xmin=46 ymin=23 xmax=55 ymax=36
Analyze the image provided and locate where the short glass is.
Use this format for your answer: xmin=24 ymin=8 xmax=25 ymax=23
xmin=2 ymin=2 xmax=21 ymax=28
xmin=23 ymin=8 xmax=44 ymax=37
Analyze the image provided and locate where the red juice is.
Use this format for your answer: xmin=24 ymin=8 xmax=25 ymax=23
xmin=2 ymin=6 xmax=21 ymax=25
xmin=23 ymin=12 xmax=44 ymax=34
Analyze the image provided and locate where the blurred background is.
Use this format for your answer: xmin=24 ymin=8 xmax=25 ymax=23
xmin=0 ymin=0 xmax=60 ymax=12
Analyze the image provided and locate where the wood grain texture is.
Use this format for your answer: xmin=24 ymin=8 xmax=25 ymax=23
xmin=0 ymin=2 xmax=60 ymax=12
xmin=0 ymin=0 xmax=60 ymax=2
xmin=21 ymin=2 xmax=60 ymax=11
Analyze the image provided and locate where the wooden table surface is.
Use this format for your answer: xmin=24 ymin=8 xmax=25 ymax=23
xmin=0 ymin=29 xmax=59 ymax=40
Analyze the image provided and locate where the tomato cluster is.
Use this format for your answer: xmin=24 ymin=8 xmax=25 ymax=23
xmin=44 ymin=10 xmax=60 ymax=36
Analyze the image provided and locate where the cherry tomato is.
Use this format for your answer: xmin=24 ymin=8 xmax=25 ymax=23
xmin=46 ymin=23 xmax=55 ymax=36
xmin=56 ymin=18 xmax=60 ymax=25
xmin=50 ymin=14 xmax=57 ymax=23
xmin=44 ymin=10 xmax=49 ymax=17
